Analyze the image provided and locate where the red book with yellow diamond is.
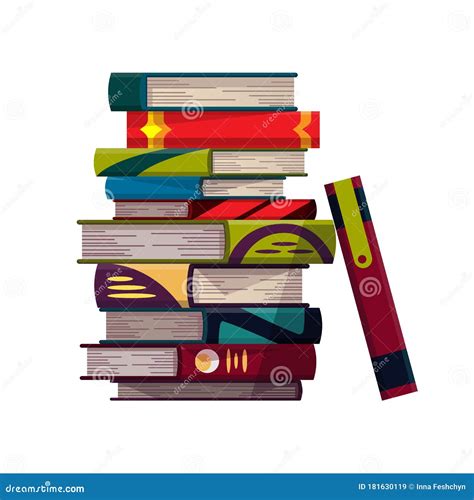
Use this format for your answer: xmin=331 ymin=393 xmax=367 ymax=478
xmin=127 ymin=111 xmax=320 ymax=149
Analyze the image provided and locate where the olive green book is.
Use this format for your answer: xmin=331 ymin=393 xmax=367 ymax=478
xmin=78 ymin=219 xmax=335 ymax=265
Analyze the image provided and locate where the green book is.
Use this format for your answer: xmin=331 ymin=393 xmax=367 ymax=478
xmin=78 ymin=219 xmax=335 ymax=264
xmin=94 ymin=148 xmax=307 ymax=177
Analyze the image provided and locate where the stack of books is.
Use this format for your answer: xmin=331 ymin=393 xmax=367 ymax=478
xmin=78 ymin=72 xmax=336 ymax=400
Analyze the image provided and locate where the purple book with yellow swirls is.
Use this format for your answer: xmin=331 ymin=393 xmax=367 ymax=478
xmin=95 ymin=263 xmax=309 ymax=308
xmin=78 ymin=219 xmax=336 ymax=264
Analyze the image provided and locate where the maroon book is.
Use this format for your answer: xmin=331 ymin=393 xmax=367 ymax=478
xmin=81 ymin=343 xmax=316 ymax=382
xmin=325 ymin=176 xmax=416 ymax=400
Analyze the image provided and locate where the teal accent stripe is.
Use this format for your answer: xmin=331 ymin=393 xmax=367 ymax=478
xmin=112 ymin=72 xmax=297 ymax=78
xmin=97 ymin=149 xmax=204 ymax=177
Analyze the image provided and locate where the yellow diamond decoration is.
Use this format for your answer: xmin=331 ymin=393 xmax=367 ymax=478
xmin=140 ymin=112 xmax=171 ymax=147
xmin=140 ymin=122 xmax=162 ymax=138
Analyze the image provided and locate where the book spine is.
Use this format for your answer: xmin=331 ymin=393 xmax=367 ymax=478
xmin=105 ymin=177 xmax=204 ymax=200
xmin=127 ymin=111 xmax=320 ymax=149
xmin=112 ymin=381 xmax=303 ymax=401
xmin=325 ymin=176 xmax=417 ymax=400
xmin=224 ymin=220 xmax=335 ymax=265
xmin=109 ymin=73 xmax=145 ymax=111
xmin=109 ymin=73 xmax=298 ymax=111
xmin=95 ymin=264 xmax=189 ymax=309
xmin=80 ymin=343 xmax=316 ymax=381
xmin=178 ymin=344 xmax=316 ymax=381
xmin=94 ymin=148 xmax=211 ymax=177
xmin=187 ymin=199 xmax=317 ymax=220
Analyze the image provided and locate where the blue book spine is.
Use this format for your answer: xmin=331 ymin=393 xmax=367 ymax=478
xmin=105 ymin=177 xmax=204 ymax=200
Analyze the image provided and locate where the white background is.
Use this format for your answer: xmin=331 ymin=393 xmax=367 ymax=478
xmin=0 ymin=0 xmax=472 ymax=473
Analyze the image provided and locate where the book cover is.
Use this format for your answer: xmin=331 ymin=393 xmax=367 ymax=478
xmin=113 ymin=199 xmax=317 ymax=220
xmin=94 ymin=263 xmax=308 ymax=308
xmin=109 ymin=72 xmax=298 ymax=111
xmin=105 ymin=176 xmax=285 ymax=200
xmin=325 ymin=175 xmax=417 ymax=400
xmin=127 ymin=111 xmax=320 ymax=149
xmin=99 ymin=306 xmax=322 ymax=344
xmin=95 ymin=148 xmax=307 ymax=177
xmin=78 ymin=219 xmax=336 ymax=264
xmin=113 ymin=381 xmax=303 ymax=401
xmin=81 ymin=343 xmax=316 ymax=382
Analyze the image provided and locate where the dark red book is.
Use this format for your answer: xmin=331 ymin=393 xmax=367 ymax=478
xmin=81 ymin=343 xmax=316 ymax=382
xmin=325 ymin=176 xmax=416 ymax=400
xmin=113 ymin=198 xmax=316 ymax=220
xmin=127 ymin=111 xmax=320 ymax=149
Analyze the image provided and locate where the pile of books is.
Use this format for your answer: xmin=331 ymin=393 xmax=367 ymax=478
xmin=78 ymin=72 xmax=336 ymax=400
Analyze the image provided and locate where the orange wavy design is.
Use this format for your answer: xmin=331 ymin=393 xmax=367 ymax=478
xmin=293 ymin=111 xmax=313 ymax=148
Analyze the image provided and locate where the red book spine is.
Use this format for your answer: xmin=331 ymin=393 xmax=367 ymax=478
xmin=325 ymin=176 xmax=416 ymax=400
xmin=188 ymin=199 xmax=316 ymax=220
xmin=113 ymin=199 xmax=317 ymax=220
xmin=177 ymin=344 xmax=316 ymax=381
xmin=127 ymin=111 xmax=320 ymax=149
xmin=81 ymin=344 xmax=316 ymax=382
